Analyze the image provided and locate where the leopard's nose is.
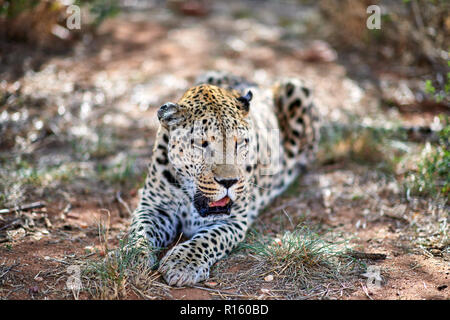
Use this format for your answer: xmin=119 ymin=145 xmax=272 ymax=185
xmin=214 ymin=178 xmax=238 ymax=189
xmin=212 ymin=164 xmax=240 ymax=189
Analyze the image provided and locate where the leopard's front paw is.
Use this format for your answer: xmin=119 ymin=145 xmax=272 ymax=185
xmin=158 ymin=246 xmax=210 ymax=287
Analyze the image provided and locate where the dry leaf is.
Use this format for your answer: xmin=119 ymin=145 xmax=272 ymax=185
xmin=205 ymin=281 xmax=218 ymax=288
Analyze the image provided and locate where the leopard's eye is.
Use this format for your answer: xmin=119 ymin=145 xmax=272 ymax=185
xmin=193 ymin=139 xmax=209 ymax=149
xmin=236 ymin=137 xmax=249 ymax=146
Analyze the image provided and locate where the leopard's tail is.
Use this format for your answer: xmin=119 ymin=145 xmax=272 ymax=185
xmin=273 ymin=78 xmax=321 ymax=169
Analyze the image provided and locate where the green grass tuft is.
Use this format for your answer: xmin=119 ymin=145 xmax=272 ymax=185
xmin=239 ymin=226 xmax=359 ymax=291
xmin=405 ymin=116 xmax=449 ymax=200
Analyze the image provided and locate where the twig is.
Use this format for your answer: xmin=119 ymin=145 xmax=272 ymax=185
xmin=116 ymin=191 xmax=133 ymax=217
xmin=43 ymin=257 xmax=71 ymax=265
xmin=130 ymin=283 xmax=156 ymax=300
xmin=0 ymin=262 xmax=20 ymax=280
xmin=383 ymin=214 xmax=408 ymax=223
xmin=361 ymin=282 xmax=374 ymax=300
xmin=281 ymin=209 xmax=295 ymax=228
xmin=191 ymin=285 xmax=226 ymax=293
xmin=61 ymin=203 xmax=72 ymax=217
xmin=0 ymin=201 xmax=46 ymax=214
xmin=410 ymin=0 xmax=424 ymax=30
xmin=271 ymin=199 xmax=303 ymax=212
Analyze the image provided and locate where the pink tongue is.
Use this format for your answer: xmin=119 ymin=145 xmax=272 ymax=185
xmin=209 ymin=196 xmax=230 ymax=207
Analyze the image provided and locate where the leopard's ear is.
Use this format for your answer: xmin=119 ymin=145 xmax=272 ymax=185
xmin=157 ymin=102 xmax=185 ymax=128
xmin=236 ymin=90 xmax=252 ymax=116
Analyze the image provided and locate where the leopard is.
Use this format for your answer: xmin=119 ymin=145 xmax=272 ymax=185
xmin=127 ymin=71 xmax=320 ymax=287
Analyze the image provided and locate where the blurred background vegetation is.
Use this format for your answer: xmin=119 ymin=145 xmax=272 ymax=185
xmin=0 ymin=0 xmax=448 ymax=300
xmin=0 ymin=0 xmax=119 ymax=46
xmin=0 ymin=0 xmax=447 ymax=198
xmin=0 ymin=0 xmax=448 ymax=207
xmin=1 ymin=0 xmax=447 ymax=100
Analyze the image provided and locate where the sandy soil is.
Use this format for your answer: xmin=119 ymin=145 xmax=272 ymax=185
xmin=0 ymin=1 xmax=448 ymax=300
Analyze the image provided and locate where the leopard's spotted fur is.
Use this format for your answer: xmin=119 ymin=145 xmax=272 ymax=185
xmin=128 ymin=71 xmax=320 ymax=286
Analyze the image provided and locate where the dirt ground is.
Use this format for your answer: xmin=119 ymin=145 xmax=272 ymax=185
xmin=0 ymin=1 xmax=448 ymax=300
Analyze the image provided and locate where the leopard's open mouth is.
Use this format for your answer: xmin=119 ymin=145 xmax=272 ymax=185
xmin=193 ymin=191 xmax=233 ymax=217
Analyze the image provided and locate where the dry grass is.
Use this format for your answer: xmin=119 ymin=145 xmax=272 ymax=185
xmin=207 ymin=227 xmax=361 ymax=300
xmin=318 ymin=123 xmax=399 ymax=172
xmin=76 ymin=210 xmax=361 ymax=300
xmin=79 ymin=215 xmax=171 ymax=300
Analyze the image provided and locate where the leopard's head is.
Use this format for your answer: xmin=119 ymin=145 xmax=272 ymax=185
xmin=158 ymin=84 xmax=254 ymax=217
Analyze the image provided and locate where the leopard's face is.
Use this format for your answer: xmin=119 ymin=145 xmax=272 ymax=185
xmin=158 ymin=85 xmax=254 ymax=216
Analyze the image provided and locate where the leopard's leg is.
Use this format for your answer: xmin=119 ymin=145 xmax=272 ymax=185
xmin=273 ymin=78 xmax=321 ymax=170
xmin=127 ymin=192 xmax=183 ymax=268
xmin=158 ymin=218 xmax=248 ymax=286
xmin=125 ymin=129 xmax=187 ymax=268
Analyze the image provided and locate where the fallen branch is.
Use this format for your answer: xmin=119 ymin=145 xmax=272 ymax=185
xmin=321 ymin=122 xmax=441 ymax=144
xmin=346 ymin=250 xmax=387 ymax=261
xmin=0 ymin=218 xmax=21 ymax=231
xmin=0 ymin=201 xmax=46 ymax=214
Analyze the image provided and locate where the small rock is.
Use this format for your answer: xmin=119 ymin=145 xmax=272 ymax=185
xmin=44 ymin=217 xmax=52 ymax=228
xmin=32 ymin=232 xmax=43 ymax=241
xmin=79 ymin=222 xmax=88 ymax=229
xmin=264 ymin=274 xmax=274 ymax=282
xmin=7 ymin=228 xmax=26 ymax=241
xmin=67 ymin=212 xmax=80 ymax=219
xmin=98 ymin=247 xmax=106 ymax=257
xmin=29 ymin=286 xmax=39 ymax=294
